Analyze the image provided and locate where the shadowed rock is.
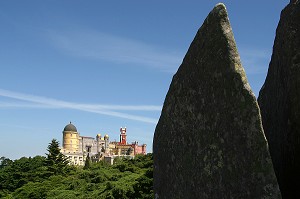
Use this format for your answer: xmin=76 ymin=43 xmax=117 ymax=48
xmin=153 ymin=3 xmax=281 ymax=199
xmin=258 ymin=1 xmax=300 ymax=198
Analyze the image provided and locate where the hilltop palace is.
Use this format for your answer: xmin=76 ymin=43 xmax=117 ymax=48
xmin=60 ymin=122 xmax=146 ymax=165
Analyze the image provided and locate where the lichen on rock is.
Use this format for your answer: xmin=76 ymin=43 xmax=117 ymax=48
xmin=153 ymin=3 xmax=281 ymax=199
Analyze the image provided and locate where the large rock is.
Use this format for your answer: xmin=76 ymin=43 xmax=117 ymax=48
xmin=258 ymin=1 xmax=300 ymax=198
xmin=153 ymin=3 xmax=281 ymax=199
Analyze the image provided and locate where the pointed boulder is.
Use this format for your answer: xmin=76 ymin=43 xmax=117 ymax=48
xmin=153 ymin=3 xmax=281 ymax=199
xmin=258 ymin=1 xmax=300 ymax=198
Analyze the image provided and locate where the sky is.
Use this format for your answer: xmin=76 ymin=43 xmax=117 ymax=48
xmin=0 ymin=0 xmax=288 ymax=160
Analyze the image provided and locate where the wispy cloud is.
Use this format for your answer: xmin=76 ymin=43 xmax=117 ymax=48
xmin=47 ymin=29 xmax=272 ymax=75
xmin=0 ymin=122 xmax=52 ymax=131
xmin=47 ymin=29 xmax=182 ymax=73
xmin=0 ymin=102 xmax=57 ymax=109
xmin=0 ymin=88 xmax=161 ymax=124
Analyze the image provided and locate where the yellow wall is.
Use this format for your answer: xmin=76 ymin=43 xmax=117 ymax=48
xmin=63 ymin=131 xmax=79 ymax=151
xmin=112 ymin=145 xmax=134 ymax=155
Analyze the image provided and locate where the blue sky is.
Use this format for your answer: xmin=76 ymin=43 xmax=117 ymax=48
xmin=0 ymin=1 xmax=288 ymax=159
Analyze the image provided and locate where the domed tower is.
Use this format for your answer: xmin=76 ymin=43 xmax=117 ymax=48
xmin=62 ymin=122 xmax=79 ymax=152
xmin=104 ymin=134 xmax=109 ymax=152
xmin=96 ymin=134 xmax=102 ymax=153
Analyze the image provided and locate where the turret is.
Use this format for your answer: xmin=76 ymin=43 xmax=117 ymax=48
xmin=96 ymin=134 xmax=101 ymax=153
xmin=104 ymin=134 xmax=109 ymax=151
xmin=120 ymin=127 xmax=127 ymax=145
xmin=62 ymin=122 xmax=79 ymax=152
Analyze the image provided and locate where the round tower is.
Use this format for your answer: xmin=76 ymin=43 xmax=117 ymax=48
xmin=104 ymin=134 xmax=109 ymax=151
xmin=96 ymin=134 xmax=101 ymax=153
xmin=62 ymin=122 xmax=79 ymax=152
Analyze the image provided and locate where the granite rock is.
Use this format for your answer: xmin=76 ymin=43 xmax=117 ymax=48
xmin=258 ymin=1 xmax=300 ymax=198
xmin=153 ymin=3 xmax=281 ymax=199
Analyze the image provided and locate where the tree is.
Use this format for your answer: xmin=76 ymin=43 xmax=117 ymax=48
xmin=45 ymin=139 xmax=68 ymax=174
xmin=83 ymin=154 xmax=91 ymax=170
xmin=0 ymin=156 xmax=13 ymax=169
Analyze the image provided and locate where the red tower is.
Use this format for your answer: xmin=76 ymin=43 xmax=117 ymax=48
xmin=119 ymin=127 xmax=127 ymax=145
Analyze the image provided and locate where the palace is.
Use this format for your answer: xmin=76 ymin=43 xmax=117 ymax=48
xmin=60 ymin=122 xmax=146 ymax=165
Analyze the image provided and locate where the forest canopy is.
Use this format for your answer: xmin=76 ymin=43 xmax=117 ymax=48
xmin=0 ymin=140 xmax=153 ymax=199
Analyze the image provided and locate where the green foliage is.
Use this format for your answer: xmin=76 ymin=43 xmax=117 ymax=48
xmin=0 ymin=156 xmax=13 ymax=169
xmin=0 ymin=153 xmax=153 ymax=199
xmin=133 ymin=168 xmax=154 ymax=199
xmin=0 ymin=156 xmax=50 ymax=198
xmin=45 ymin=139 xmax=69 ymax=174
xmin=83 ymin=154 xmax=91 ymax=170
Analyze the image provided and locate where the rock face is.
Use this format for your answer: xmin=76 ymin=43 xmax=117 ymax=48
xmin=153 ymin=3 xmax=281 ymax=199
xmin=258 ymin=1 xmax=300 ymax=198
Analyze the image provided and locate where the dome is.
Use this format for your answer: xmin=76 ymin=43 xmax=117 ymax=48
xmin=104 ymin=134 xmax=109 ymax=138
xmin=63 ymin=122 xmax=77 ymax=132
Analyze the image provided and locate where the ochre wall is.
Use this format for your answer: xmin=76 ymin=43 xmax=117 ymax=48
xmin=63 ymin=131 xmax=79 ymax=151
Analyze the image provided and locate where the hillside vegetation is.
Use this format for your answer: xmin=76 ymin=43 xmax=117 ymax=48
xmin=0 ymin=140 xmax=153 ymax=199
